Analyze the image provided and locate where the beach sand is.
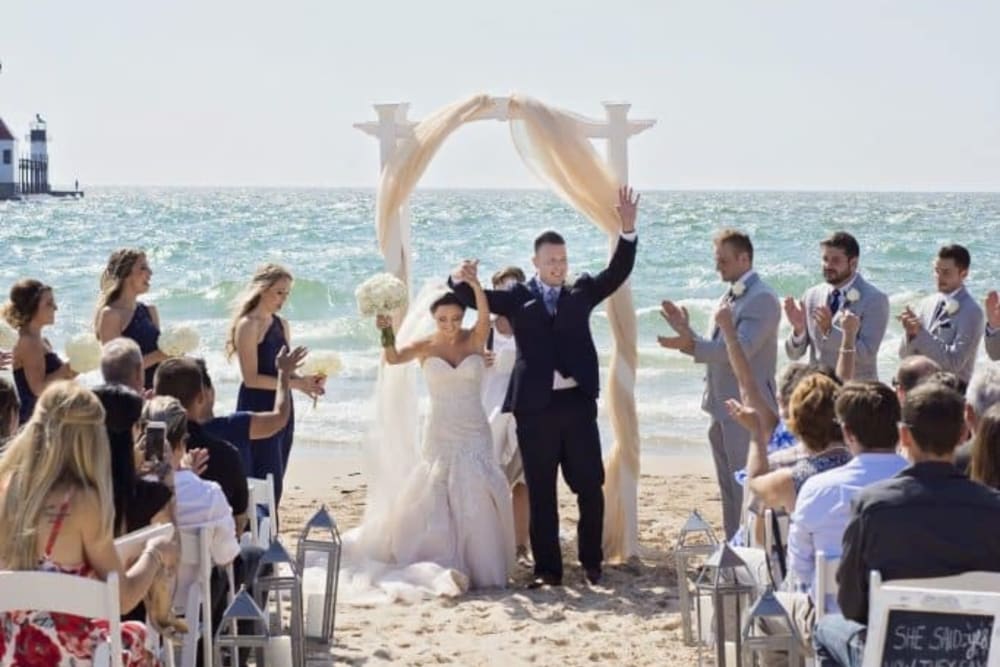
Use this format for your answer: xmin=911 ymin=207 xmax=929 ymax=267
xmin=278 ymin=450 xmax=722 ymax=667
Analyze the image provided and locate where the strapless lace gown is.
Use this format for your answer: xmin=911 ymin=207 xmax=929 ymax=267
xmin=321 ymin=355 xmax=515 ymax=603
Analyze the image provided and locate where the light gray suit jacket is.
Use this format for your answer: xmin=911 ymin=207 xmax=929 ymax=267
xmin=785 ymin=273 xmax=890 ymax=381
xmin=693 ymin=273 xmax=781 ymax=422
xmin=899 ymin=286 xmax=984 ymax=383
xmin=986 ymin=326 xmax=1000 ymax=361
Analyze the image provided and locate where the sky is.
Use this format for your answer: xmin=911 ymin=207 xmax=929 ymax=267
xmin=0 ymin=1 xmax=998 ymax=190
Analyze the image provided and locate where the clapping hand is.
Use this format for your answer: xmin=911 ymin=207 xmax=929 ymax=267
xmin=725 ymin=398 xmax=761 ymax=436
xmin=658 ymin=300 xmax=695 ymax=353
xmin=783 ymin=297 xmax=807 ymax=336
xmin=181 ymin=448 xmax=210 ymax=476
xmin=714 ymin=303 xmax=736 ymax=335
xmin=986 ymin=291 xmax=1000 ymax=329
xmin=898 ymin=306 xmax=922 ymax=340
xmin=812 ymin=305 xmax=834 ymax=337
xmin=841 ymin=309 xmax=860 ymax=341
xmin=616 ymin=186 xmax=640 ymax=233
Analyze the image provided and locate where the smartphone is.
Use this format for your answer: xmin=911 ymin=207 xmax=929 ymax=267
xmin=144 ymin=421 xmax=167 ymax=462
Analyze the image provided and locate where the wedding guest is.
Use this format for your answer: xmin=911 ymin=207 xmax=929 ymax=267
xmin=153 ymin=358 xmax=249 ymax=524
xmin=756 ymin=381 xmax=907 ymax=667
xmin=4 ymin=279 xmax=76 ymax=425
xmin=101 ymin=337 xmax=146 ymax=394
xmin=140 ymin=397 xmax=240 ymax=607
xmin=227 ymin=264 xmax=323 ymax=505
xmin=0 ymin=381 xmax=177 ymax=665
xmin=95 ymin=248 xmax=169 ymax=390
xmin=0 ymin=378 xmax=19 ymax=445
xmin=814 ymin=382 xmax=1000 ymax=667
xmin=954 ymin=362 xmax=1000 ymax=474
xmin=890 ymin=354 xmax=940 ymax=402
xmin=785 ymin=232 xmax=889 ymax=381
xmin=483 ymin=266 xmax=530 ymax=564
xmin=969 ymin=404 xmax=1000 ymax=491
xmin=898 ymin=244 xmax=983 ymax=384
xmin=194 ymin=350 xmax=302 ymax=477
xmin=660 ymin=229 xmax=781 ymax=540
xmin=984 ymin=289 xmax=1000 ymax=360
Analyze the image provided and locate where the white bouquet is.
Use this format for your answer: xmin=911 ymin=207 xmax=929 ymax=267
xmin=301 ymin=350 xmax=343 ymax=378
xmin=65 ymin=334 xmax=101 ymax=373
xmin=0 ymin=321 xmax=16 ymax=349
xmin=159 ymin=325 xmax=201 ymax=357
xmin=355 ymin=273 xmax=408 ymax=317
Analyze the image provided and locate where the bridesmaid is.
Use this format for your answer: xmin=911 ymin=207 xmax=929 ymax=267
xmin=94 ymin=249 xmax=168 ymax=390
xmin=3 ymin=280 xmax=76 ymax=425
xmin=226 ymin=263 xmax=323 ymax=504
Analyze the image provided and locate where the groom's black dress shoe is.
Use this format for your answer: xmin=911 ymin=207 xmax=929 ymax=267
xmin=527 ymin=574 xmax=562 ymax=589
xmin=584 ymin=568 xmax=603 ymax=585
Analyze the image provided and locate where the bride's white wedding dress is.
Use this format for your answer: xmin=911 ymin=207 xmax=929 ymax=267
xmin=305 ymin=353 xmax=515 ymax=604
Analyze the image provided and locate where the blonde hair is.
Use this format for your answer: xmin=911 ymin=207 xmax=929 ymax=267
xmin=3 ymin=279 xmax=52 ymax=330
xmin=94 ymin=248 xmax=146 ymax=331
xmin=140 ymin=395 xmax=188 ymax=454
xmin=225 ymin=263 xmax=293 ymax=360
xmin=0 ymin=381 xmax=112 ymax=570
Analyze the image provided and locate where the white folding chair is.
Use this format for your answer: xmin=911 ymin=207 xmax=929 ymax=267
xmin=246 ymin=474 xmax=277 ymax=548
xmin=176 ymin=527 xmax=214 ymax=667
xmin=813 ymin=550 xmax=840 ymax=621
xmin=0 ymin=570 xmax=124 ymax=667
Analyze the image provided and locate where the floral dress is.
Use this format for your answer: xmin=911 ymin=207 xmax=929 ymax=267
xmin=0 ymin=490 xmax=161 ymax=666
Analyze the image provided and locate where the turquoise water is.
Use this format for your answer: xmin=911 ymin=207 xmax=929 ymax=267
xmin=2 ymin=188 xmax=999 ymax=454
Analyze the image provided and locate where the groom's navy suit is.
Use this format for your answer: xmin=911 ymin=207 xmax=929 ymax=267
xmin=450 ymin=234 xmax=637 ymax=580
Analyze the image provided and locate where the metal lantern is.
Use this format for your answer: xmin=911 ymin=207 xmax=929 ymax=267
xmin=675 ymin=510 xmax=720 ymax=645
xmin=741 ymin=586 xmax=804 ymax=666
xmin=295 ymin=505 xmax=342 ymax=644
xmin=213 ymin=586 xmax=269 ymax=667
xmin=255 ymin=539 xmax=305 ymax=667
xmin=695 ymin=543 xmax=756 ymax=667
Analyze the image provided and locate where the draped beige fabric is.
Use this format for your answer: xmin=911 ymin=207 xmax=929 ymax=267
xmin=374 ymin=93 xmax=640 ymax=561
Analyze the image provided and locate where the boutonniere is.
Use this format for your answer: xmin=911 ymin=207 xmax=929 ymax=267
xmin=845 ymin=288 xmax=861 ymax=303
xmin=730 ymin=280 xmax=746 ymax=298
xmin=945 ymin=298 xmax=960 ymax=316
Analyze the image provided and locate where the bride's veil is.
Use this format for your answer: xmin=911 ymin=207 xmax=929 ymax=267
xmin=350 ymin=281 xmax=449 ymax=558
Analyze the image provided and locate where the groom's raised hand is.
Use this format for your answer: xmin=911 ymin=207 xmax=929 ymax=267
xmin=451 ymin=259 xmax=477 ymax=284
xmin=616 ymin=186 xmax=639 ymax=233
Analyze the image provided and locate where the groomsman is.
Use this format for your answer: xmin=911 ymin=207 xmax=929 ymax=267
xmin=659 ymin=229 xmax=781 ymax=540
xmin=784 ymin=232 xmax=889 ymax=381
xmin=984 ymin=290 xmax=1000 ymax=360
xmin=898 ymin=244 xmax=984 ymax=384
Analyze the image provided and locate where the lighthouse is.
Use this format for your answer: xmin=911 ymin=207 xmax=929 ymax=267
xmin=20 ymin=116 xmax=49 ymax=194
xmin=0 ymin=116 xmax=15 ymax=200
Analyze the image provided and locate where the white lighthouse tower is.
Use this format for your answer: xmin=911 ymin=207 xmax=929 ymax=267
xmin=0 ymin=116 xmax=15 ymax=200
xmin=23 ymin=115 xmax=49 ymax=194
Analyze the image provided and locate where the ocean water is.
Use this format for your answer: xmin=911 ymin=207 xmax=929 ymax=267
xmin=2 ymin=188 xmax=999 ymax=456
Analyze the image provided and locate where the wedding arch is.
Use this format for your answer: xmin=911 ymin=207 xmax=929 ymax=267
xmin=355 ymin=94 xmax=655 ymax=561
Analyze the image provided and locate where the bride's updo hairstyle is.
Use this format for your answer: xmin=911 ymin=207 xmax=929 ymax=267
xmin=429 ymin=292 xmax=465 ymax=315
xmin=3 ymin=279 xmax=51 ymax=330
xmin=94 ymin=248 xmax=146 ymax=329
xmin=225 ymin=263 xmax=293 ymax=359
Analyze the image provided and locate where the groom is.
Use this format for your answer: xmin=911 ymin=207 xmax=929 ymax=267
xmin=449 ymin=186 xmax=639 ymax=587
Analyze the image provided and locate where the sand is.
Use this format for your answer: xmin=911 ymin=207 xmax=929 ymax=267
xmin=277 ymin=450 xmax=723 ymax=667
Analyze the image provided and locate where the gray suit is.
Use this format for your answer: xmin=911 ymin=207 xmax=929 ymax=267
xmin=692 ymin=272 xmax=781 ymax=539
xmin=785 ymin=273 xmax=890 ymax=381
xmin=986 ymin=326 xmax=1000 ymax=361
xmin=899 ymin=286 xmax=984 ymax=384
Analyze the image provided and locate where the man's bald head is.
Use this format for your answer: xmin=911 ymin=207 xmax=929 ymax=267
xmin=895 ymin=356 xmax=942 ymax=396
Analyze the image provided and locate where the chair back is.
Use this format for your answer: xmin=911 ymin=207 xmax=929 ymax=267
xmin=0 ymin=570 xmax=124 ymax=667
xmin=813 ymin=550 xmax=840 ymax=620
xmin=247 ymin=474 xmax=276 ymax=547
xmin=177 ymin=527 xmax=213 ymax=667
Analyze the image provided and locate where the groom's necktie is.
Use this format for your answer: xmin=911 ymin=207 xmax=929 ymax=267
xmin=544 ymin=286 xmax=560 ymax=316
xmin=828 ymin=289 xmax=841 ymax=316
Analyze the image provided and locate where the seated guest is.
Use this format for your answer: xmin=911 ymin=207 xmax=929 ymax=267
xmin=4 ymin=279 xmax=76 ymax=425
xmin=153 ymin=359 xmax=249 ymax=524
xmin=0 ymin=381 xmax=176 ymax=665
xmin=969 ymin=404 xmax=1000 ymax=490
xmin=93 ymin=383 xmax=175 ymax=536
xmin=193 ymin=347 xmax=302 ymax=477
xmin=101 ymin=337 xmax=146 ymax=395
xmin=754 ymin=382 xmax=908 ymax=667
xmin=891 ymin=354 xmax=940 ymax=403
xmin=814 ymin=382 xmax=1000 ymax=667
xmin=0 ymin=377 xmax=19 ymax=446
xmin=954 ymin=362 xmax=1000 ymax=473
xmin=140 ymin=397 xmax=240 ymax=607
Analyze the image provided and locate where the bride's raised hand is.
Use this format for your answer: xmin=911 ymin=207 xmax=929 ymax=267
xmin=461 ymin=259 xmax=481 ymax=287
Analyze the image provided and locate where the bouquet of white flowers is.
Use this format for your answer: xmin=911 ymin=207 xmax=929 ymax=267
xmin=159 ymin=325 xmax=201 ymax=357
xmin=301 ymin=350 xmax=343 ymax=378
xmin=355 ymin=273 xmax=408 ymax=317
xmin=0 ymin=321 xmax=16 ymax=349
xmin=65 ymin=334 xmax=101 ymax=373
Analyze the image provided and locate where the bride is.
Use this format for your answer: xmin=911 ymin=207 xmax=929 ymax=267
xmin=322 ymin=262 xmax=515 ymax=603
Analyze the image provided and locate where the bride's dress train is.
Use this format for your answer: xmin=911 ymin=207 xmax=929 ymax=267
xmin=305 ymin=353 xmax=514 ymax=604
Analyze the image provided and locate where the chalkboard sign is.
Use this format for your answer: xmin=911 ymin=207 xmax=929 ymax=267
xmin=881 ymin=609 xmax=993 ymax=666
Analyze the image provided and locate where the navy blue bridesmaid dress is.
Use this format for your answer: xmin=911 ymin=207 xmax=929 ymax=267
xmin=121 ymin=303 xmax=160 ymax=390
xmin=14 ymin=351 xmax=65 ymax=425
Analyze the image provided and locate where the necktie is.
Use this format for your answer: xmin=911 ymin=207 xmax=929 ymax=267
xmin=932 ymin=298 xmax=946 ymax=323
xmin=544 ymin=286 xmax=559 ymax=316
xmin=828 ymin=289 xmax=841 ymax=316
